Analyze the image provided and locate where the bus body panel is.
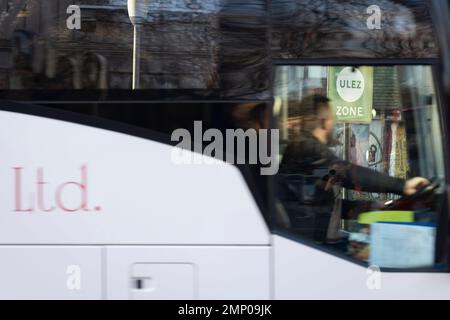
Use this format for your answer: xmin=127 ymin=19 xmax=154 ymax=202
xmin=0 ymin=111 xmax=270 ymax=245
xmin=273 ymin=235 xmax=450 ymax=299
xmin=0 ymin=246 xmax=103 ymax=300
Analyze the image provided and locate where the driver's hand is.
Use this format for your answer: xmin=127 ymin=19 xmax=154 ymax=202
xmin=403 ymin=177 xmax=430 ymax=196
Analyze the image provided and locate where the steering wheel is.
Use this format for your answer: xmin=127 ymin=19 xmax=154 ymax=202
xmin=383 ymin=178 xmax=440 ymax=210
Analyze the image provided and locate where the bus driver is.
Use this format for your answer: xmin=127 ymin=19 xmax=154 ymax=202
xmin=277 ymin=95 xmax=430 ymax=244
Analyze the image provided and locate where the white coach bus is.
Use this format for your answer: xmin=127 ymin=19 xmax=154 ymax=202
xmin=0 ymin=0 xmax=450 ymax=299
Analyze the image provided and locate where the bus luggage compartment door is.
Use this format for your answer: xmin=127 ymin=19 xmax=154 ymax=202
xmin=106 ymin=246 xmax=271 ymax=300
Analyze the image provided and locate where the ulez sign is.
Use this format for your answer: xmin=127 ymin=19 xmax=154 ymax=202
xmin=328 ymin=66 xmax=374 ymax=124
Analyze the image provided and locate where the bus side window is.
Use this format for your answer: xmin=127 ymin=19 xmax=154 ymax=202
xmin=274 ymin=65 xmax=446 ymax=269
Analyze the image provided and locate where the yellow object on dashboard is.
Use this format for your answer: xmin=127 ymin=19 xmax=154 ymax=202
xmin=357 ymin=211 xmax=414 ymax=225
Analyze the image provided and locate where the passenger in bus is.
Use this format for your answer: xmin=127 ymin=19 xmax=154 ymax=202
xmin=277 ymin=94 xmax=430 ymax=244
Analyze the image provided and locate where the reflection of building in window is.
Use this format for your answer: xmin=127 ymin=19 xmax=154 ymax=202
xmin=54 ymin=56 xmax=75 ymax=89
xmin=0 ymin=0 xmax=221 ymax=90
xmin=10 ymin=29 xmax=34 ymax=89
xmin=81 ymin=52 xmax=108 ymax=89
